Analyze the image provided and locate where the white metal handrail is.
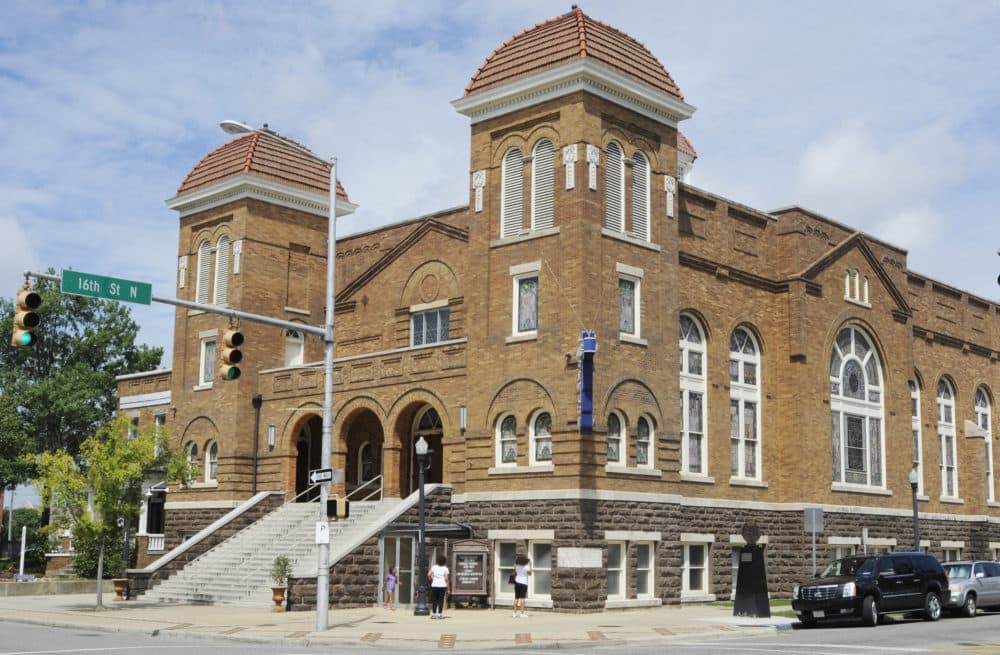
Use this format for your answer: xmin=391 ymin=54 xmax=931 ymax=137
xmin=347 ymin=475 xmax=383 ymax=502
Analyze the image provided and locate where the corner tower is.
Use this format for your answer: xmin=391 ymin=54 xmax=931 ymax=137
xmin=164 ymin=128 xmax=356 ymax=501
xmin=452 ymin=7 xmax=697 ymax=495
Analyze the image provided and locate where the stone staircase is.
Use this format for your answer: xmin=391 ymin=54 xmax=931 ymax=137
xmin=141 ymin=497 xmax=401 ymax=607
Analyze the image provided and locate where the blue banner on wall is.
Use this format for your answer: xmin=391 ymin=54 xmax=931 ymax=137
xmin=578 ymin=330 xmax=596 ymax=433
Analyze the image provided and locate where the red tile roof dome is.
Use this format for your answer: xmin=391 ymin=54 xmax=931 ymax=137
xmin=465 ymin=6 xmax=683 ymax=100
xmin=677 ymin=131 xmax=697 ymax=159
xmin=176 ymin=127 xmax=349 ymax=201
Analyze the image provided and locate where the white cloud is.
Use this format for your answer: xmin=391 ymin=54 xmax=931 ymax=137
xmin=0 ymin=216 xmax=38 ymax=285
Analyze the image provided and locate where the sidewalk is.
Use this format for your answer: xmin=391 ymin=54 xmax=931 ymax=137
xmin=0 ymin=592 xmax=795 ymax=650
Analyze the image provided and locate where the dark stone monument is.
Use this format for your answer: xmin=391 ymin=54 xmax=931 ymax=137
xmin=733 ymin=520 xmax=770 ymax=618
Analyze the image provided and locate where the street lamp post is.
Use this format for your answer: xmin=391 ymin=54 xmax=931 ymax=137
xmin=909 ymin=463 xmax=920 ymax=551
xmin=219 ymin=120 xmax=339 ymax=632
xmin=413 ymin=436 xmax=430 ymax=616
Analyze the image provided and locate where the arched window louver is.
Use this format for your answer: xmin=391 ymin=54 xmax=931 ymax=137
xmin=631 ymin=151 xmax=649 ymax=240
xmin=213 ymin=235 xmax=229 ymax=305
xmin=531 ymin=139 xmax=554 ymax=230
xmin=196 ymin=240 xmax=211 ymax=304
xmin=605 ymin=141 xmax=624 ymax=233
xmin=501 ymin=147 xmax=523 ymax=239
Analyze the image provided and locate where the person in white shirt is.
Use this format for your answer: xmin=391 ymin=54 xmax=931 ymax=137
xmin=428 ymin=554 xmax=450 ymax=619
xmin=513 ymin=553 xmax=532 ymax=617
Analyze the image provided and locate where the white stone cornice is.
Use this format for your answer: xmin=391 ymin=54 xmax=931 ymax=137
xmin=453 ymin=59 xmax=696 ymax=127
xmin=166 ymin=174 xmax=359 ymax=219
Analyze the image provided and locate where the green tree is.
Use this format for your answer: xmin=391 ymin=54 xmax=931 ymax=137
xmin=36 ymin=416 xmax=166 ymax=608
xmin=0 ymin=275 xmax=163 ymax=457
xmin=0 ymin=393 xmax=35 ymax=542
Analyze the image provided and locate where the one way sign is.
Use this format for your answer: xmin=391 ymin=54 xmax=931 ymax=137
xmin=309 ymin=467 xmax=333 ymax=484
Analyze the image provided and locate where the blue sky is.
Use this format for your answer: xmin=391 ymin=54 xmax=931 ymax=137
xmin=2 ymin=0 xmax=998 ymax=367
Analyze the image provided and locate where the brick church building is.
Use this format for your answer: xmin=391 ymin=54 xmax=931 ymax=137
xmin=119 ymin=8 xmax=998 ymax=610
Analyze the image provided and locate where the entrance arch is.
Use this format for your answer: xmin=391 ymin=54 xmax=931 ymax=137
xmin=408 ymin=406 xmax=443 ymax=494
xmin=294 ymin=415 xmax=322 ymax=500
xmin=343 ymin=408 xmax=384 ymax=494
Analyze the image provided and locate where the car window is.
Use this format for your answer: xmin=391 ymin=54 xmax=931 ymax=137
xmin=915 ymin=555 xmax=944 ymax=574
xmin=988 ymin=563 xmax=1000 ymax=577
xmin=877 ymin=557 xmax=896 ymax=575
xmin=820 ymin=556 xmax=873 ymax=578
xmin=945 ymin=564 xmax=971 ymax=579
xmin=973 ymin=563 xmax=983 ymax=578
xmin=894 ymin=558 xmax=915 ymax=575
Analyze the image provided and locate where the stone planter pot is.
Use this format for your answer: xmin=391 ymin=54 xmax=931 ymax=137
xmin=112 ymin=578 xmax=129 ymax=601
xmin=272 ymin=585 xmax=287 ymax=612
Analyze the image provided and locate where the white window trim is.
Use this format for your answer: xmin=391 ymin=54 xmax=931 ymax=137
xmin=635 ymin=415 xmax=654 ymax=470
xmin=938 ymin=380 xmax=959 ymax=501
xmin=531 ymin=138 xmax=555 ymax=231
xmin=729 ymin=328 xmax=762 ymax=483
xmin=910 ymin=380 xmax=925 ymax=496
xmin=606 ymin=410 xmax=626 ymax=467
xmin=680 ymin=314 xmax=708 ymax=476
xmin=205 ymin=441 xmax=218 ymax=483
xmin=196 ymin=330 xmax=219 ymax=390
xmin=500 ymin=147 xmax=524 ymax=239
xmin=510 ymin=261 xmax=541 ymax=339
xmin=529 ymin=410 xmax=553 ymax=467
xmin=975 ymin=389 xmax=994 ymax=503
xmin=616 ymin=263 xmax=643 ymax=341
xmin=607 ymin=540 xmax=626 ymax=600
xmin=635 ymin=541 xmax=655 ymax=600
xmin=680 ymin=536 xmax=714 ymax=600
xmin=830 ymin=326 xmax=886 ymax=490
xmin=495 ymin=414 xmax=517 ymax=468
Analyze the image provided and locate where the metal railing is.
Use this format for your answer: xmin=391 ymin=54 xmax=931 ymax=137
xmin=347 ymin=475 xmax=383 ymax=502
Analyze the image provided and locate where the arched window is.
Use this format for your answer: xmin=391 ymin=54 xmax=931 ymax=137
xmin=186 ymin=442 xmax=199 ymax=478
xmin=730 ymin=327 xmax=761 ymax=480
xmin=195 ymin=239 xmax=211 ymax=304
xmin=606 ymin=411 xmax=625 ymax=465
xmin=530 ymin=411 xmax=552 ymax=465
xmin=976 ymin=387 xmax=993 ymax=503
xmin=497 ymin=414 xmax=517 ymax=467
xmin=205 ymin=441 xmax=218 ymax=482
xmin=636 ymin=415 xmax=653 ymax=468
xmin=284 ymin=328 xmax=304 ymax=367
xmin=500 ymin=148 xmax=524 ymax=239
xmin=680 ymin=314 xmax=707 ymax=475
xmin=604 ymin=141 xmax=625 ymax=233
xmin=844 ymin=270 xmax=851 ymax=299
xmin=631 ymin=151 xmax=650 ymax=240
xmin=937 ymin=379 xmax=957 ymax=498
xmin=829 ymin=325 xmax=884 ymax=487
xmin=213 ymin=235 xmax=230 ymax=305
xmin=531 ymin=139 xmax=554 ymax=230
xmin=910 ymin=379 xmax=923 ymax=495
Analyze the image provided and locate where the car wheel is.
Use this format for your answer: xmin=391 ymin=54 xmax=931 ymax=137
xmin=962 ymin=593 xmax=977 ymax=618
xmin=862 ymin=595 xmax=878 ymax=627
xmin=924 ymin=592 xmax=942 ymax=621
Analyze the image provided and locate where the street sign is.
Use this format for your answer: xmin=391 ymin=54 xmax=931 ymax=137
xmin=61 ymin=270 xmax=152 ymax=305
xmin=308 ymin=467 xmax=346 ymax=485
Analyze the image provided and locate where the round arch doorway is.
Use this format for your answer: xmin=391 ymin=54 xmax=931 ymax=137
xmin=294 ymin=415 xmax=322 ymax=501
xmin=408 ymin=406 xmax=443 ymax=495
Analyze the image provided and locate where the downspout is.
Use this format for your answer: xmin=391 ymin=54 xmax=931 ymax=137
xmin=251 ymin=394 xmax=263 ymax=495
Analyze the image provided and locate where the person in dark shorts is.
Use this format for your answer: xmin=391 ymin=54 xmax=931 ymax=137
xmin=513 ymin=552 xmax=532 ymax=617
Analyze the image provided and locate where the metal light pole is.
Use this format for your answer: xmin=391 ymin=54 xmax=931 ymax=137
xmin=413 ymin=436 xmax=430 ymax=616
xmin=909 ymin=463 xmax=920 ymax=551
xmin=219 ymin=121 xmax=338 ymax=631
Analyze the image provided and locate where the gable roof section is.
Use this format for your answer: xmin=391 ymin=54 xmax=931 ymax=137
xmin=337 ymin=219 xmax=469 ymax=303
xmin=798 ymin=232 xmax=913 ymax=319
xmin=465 ymin=7 xmax=683 ymax=100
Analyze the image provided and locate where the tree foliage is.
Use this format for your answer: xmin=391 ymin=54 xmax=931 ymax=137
xmin=36 ymin=416 xmax=168 ymax=608
xmin=0 ymin=393 xmax=34 ymax=488
xmin=0 ymin=275 xmax=163 ymax=456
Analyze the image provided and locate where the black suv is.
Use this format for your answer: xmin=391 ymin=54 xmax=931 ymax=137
xmin=792 ymin=552 xmax=949 ymax=627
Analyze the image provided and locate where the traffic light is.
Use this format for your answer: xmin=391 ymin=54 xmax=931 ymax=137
xmin=219 ymin=329 xmax=244 ymax=380
xmin=11 ymin=288 xmax=41 ymax=348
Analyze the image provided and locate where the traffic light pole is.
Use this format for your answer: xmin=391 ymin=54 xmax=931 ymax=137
xmin=23 ymin=271 xmax=325 ymax=338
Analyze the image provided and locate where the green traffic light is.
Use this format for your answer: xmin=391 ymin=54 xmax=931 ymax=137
xmin=16 ymin=331 xmax=35 ymax=347
xmin=224 ymin=366 xmax=241 ymax=380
